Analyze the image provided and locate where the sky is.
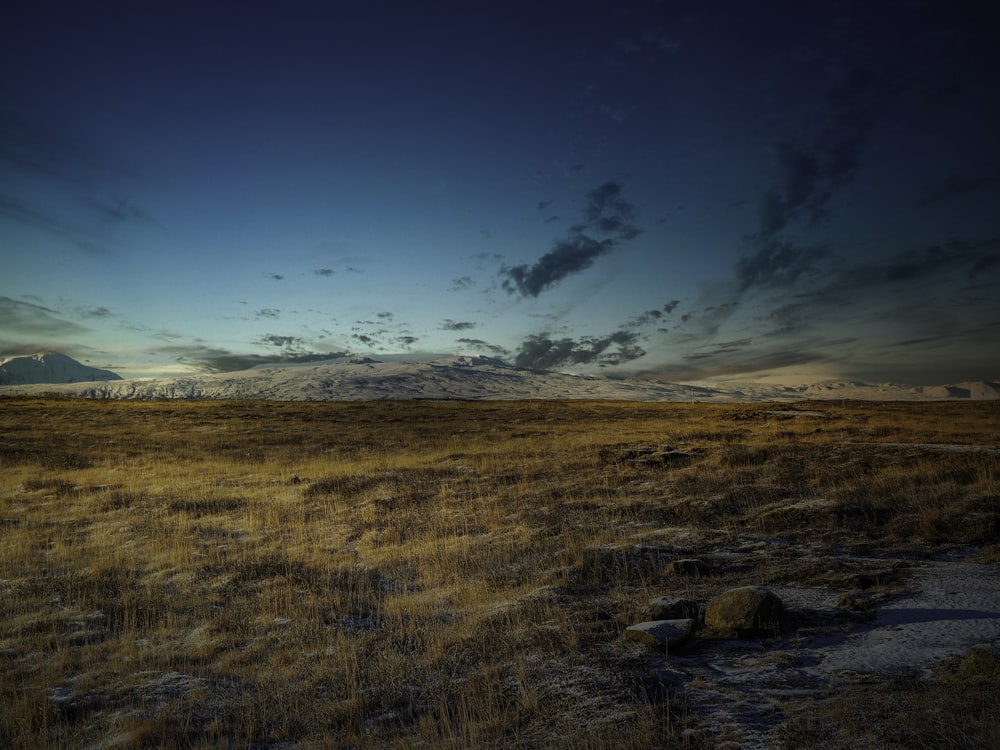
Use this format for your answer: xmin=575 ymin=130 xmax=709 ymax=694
xmin=2 ymin=1 xmax=999 ymax=384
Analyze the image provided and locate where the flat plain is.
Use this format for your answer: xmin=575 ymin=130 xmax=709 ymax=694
xmin=2 ymin=398 xmax=998 ymax=748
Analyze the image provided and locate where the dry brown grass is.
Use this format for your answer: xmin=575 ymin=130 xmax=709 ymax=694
xmin=1 ymin=398 xmax=998 ymax=748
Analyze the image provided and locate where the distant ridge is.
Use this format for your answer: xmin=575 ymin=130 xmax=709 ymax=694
xmin=0 ymin=352 xmax=123 ymax=385
xmin=3 ymin=355 xmax=997 ymax=401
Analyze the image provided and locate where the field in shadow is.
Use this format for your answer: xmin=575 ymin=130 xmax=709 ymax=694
xmin=2 ymin=398 xmax=998 ymax=748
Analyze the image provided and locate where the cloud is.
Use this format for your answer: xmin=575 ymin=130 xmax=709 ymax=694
xmin=0 ymin=106 xmax=111 ymax=186
xmin=754 ymin=67 xmax=891 ymax=241
xmin=502 ymin=235 xmax=614 ymax=297
xmin=396 ymin=335 xmax=418 ymax=348
xmin=456 ymin=338 xmax=509 ymax=357
xmin=442 ymin=319 xmax=475 ymax=331
xmin=267 ymin=273 xmax=285 ymax=281
xmin=76 ymin=305 xmax=113 ymax=319
xmin=513 ymin=331 xmax=646 ymax=370
xmin=880 ymin=239 xmax=983 ymax=284
xmin=255 ymin=308 xmax=281 ymax=319
xmin=0 ymin=296 xmax=90 ymax=343
xmin=735 ymin=239 xmax=829 ymax=291
xmin=162 ymin=344 xmax=350 ymax=373
xmin=313 ymin=268 xmax=335 ymax=277
xmin=918 ymin=175 xmax=992 ymax=207
xmin=624 ymin=300 xmax=683 ymax=328
xmin=450 ymin=275 xmax=475 ymax=290
xmin=86 ymin=196 xmax=157 ymax=226
xmin=969 ymin=253 xmax=1000 ymax=280
xmin=0 ymin=196 xmax=110 ymax=255
xmin=258 ymin=334 xmax=301 ymax=349
xmin=501 ymin=181 xmax=641 ymax=297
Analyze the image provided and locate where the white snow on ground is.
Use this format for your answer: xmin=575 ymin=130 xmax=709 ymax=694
xmin=818 ymin=560 xmax=1000 ymax=675
xmin=5 ymin=355 xmax=999 ymax=401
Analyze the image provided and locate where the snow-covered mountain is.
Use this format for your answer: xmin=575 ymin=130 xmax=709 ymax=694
xmin=3 ymin=354 xmax=997 ymax=401
xmin=0 ymin=352 xmax=122 ymax=385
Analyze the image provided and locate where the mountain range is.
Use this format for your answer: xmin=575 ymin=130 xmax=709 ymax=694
xmin=2 ymin=352 xmax=998 ymax=401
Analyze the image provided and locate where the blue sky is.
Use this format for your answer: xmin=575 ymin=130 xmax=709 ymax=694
xmin=2 ymin=1 xmax=999 ymax=383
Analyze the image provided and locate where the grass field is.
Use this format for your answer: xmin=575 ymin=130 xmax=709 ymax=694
xmin=2 ymin=398 xmax=998 ymax=748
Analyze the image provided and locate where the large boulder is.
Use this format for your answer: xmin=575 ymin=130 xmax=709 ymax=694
xmin=959 ymin=643 xmax=1000 ymax=680
xmin=704 ymin=586 xmax=784 ymax=635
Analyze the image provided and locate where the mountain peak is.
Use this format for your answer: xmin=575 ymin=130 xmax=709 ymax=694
xmin=0 ymin=351 xmax=123 ymax=385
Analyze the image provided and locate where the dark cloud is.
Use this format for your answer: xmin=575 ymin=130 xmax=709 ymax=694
xmin=396 ymin=335 xmax=418 ymax=348
xmin=501 ymin=181 xmax=641 ymax=297
xmin=313 ymin=268 xmax=335 ymax=277
xmin=735 ymin=239 xmax=828 ymax=291
xmin=625 ymin=300 xmax=683 ymax=328
xmin=162 ymin=344 xmax=350 ymax=373
xmin=503 ymin=235 xmax=615 ymax=297
xmin=880 ymin=240 xmax=974 ymax=283
xmin=442 ymin=319 xmax=475 ymax=331
xmin=918 ymin=175 xmax=992 ymax=207
xmin=377 ymin=311 xmax=394 ymax=320
xmin=513 ymin=331 xmax=645 ymax=370
xmin=969 ymin=253 xmax=1000 ymax=280
xmin=450 ymin=275 xmax=475 ymax=290
xmin=258 ymin=334 xmax=301 ymax=349
xmin=754 ymin=67 xmax=892 ymax=241
xmin=255 ymin=308 xmax=280 ymax=319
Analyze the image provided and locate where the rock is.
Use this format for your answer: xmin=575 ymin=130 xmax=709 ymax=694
xmin=622 ymin=619 xmax=693 ymax=650
xmin=959 ymin=643 xmax=1000 ymax=680
xmin=665 ymin=559 xmax=710 ymax=577
xmin=646 ymin=597 xmax=700 ymax=621
xmin=704 ymin=586 xmax=784 ymax=635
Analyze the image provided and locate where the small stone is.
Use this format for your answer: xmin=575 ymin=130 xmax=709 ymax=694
xmin=622 ymin=619 xmax=694 ymax=650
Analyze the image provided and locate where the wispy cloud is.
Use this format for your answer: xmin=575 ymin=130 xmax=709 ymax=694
xmin=917 ymin=175 xmax=991 ymax=207
xmin=501 ymin=181 xmax=641 ymax=297
xmin=735 ymin=239 xmax=829 ymax=291
xmin=0 ymin=296 xmax=90 ymax=349
xmin=0 ymin=196 xmax=110 ymax=255
xmin=753 ymin=67 xmax=892 ymax=242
